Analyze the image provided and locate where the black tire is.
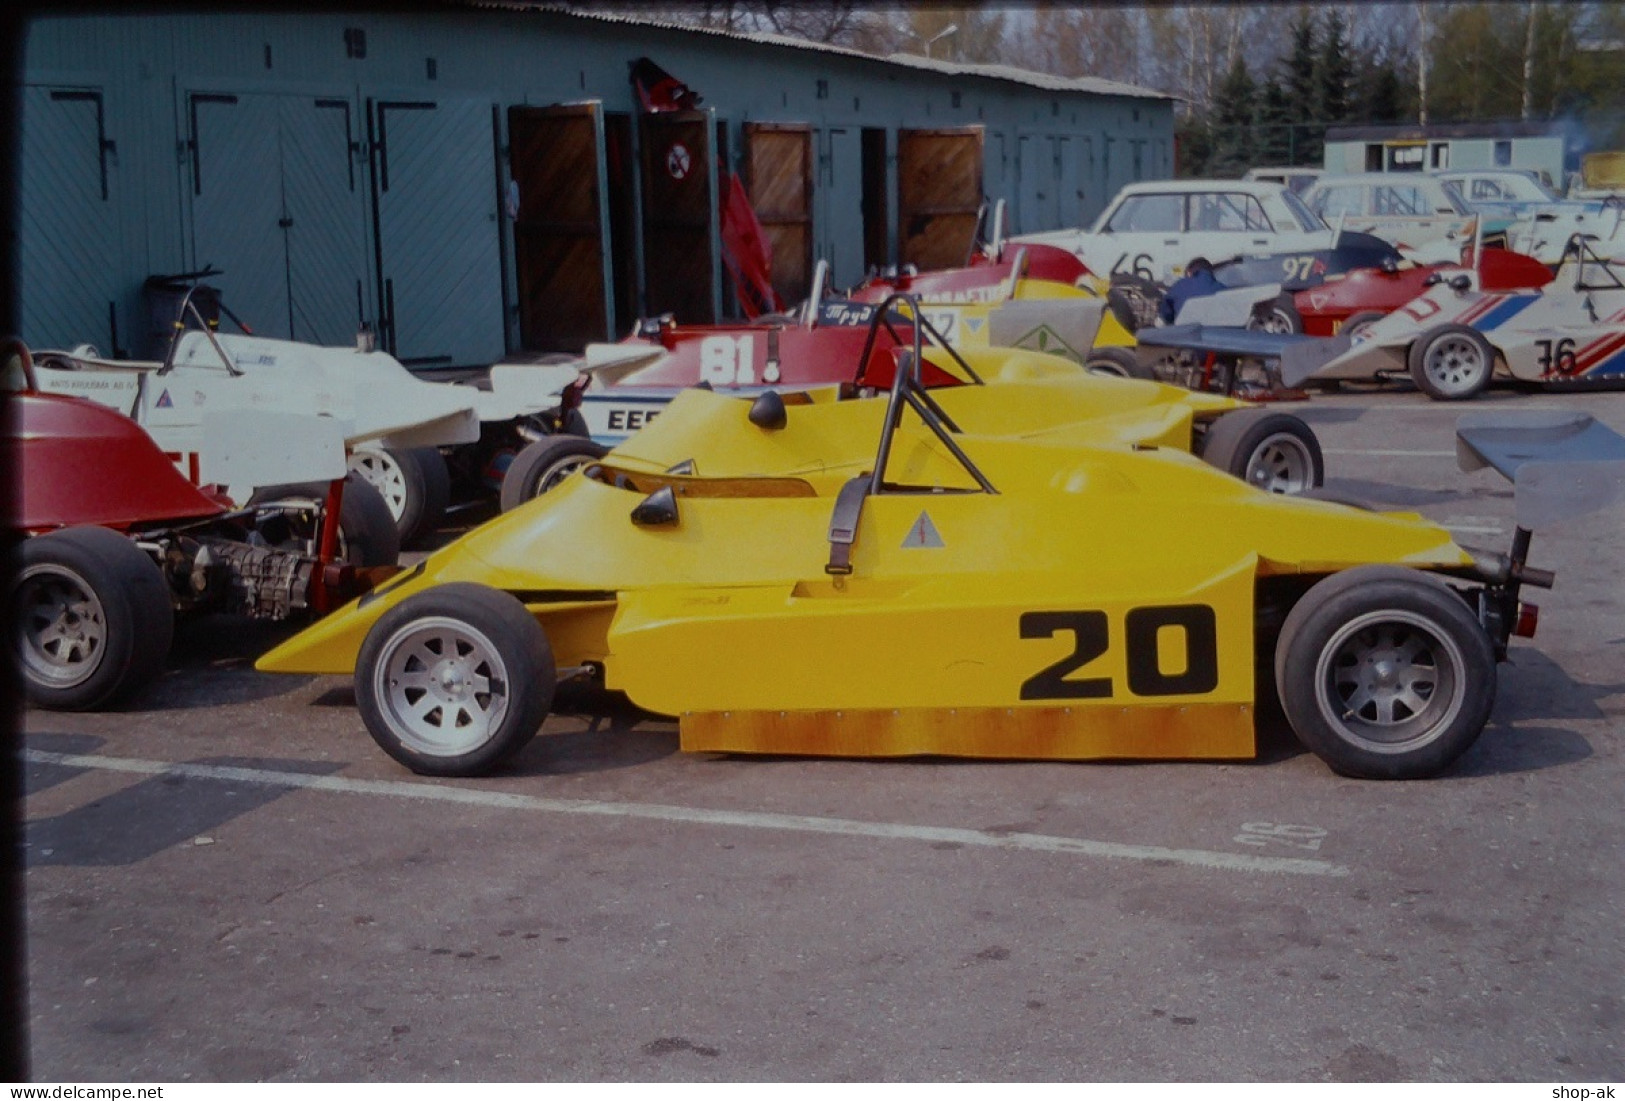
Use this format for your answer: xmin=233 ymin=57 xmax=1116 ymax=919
xmin=1198 ymin=408 xmax=1324 ymax=495
xmin=248 ymin=473 xmax=401 ymax=567
xmin=499 ymin=435 xmax=609 ymax=512
xmin=1083 ymin=346 xmax=1154 ymax=380
xmin=1339 ymin=310 xmax=1385 ymax=339
xmin=1407 ymin=324 xmax=1496 ymax=401
xmin=356 ymin=583 xmax=555 ymax=776
xmin=336 ymin=476 xmax=401 ymax=567
xmin=1105 ymin=277 xmax=1161 ymax=333
xmin=1275 ymin=566 xmax=1496 ymax=780
xmin=12 ymin=526 xmax=174 ymax=710
xmin=347 ymin=445 xmax=450 ymax=548
xmin=1247 ymin=293 xmax=1304 ymax=334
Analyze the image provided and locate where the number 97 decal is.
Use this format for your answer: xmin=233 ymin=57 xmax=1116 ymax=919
xmin=1019 ymin=605 xmax=1220 ymax=700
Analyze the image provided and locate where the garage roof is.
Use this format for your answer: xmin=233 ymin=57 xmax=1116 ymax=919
xmin=462 ymin=2 xmax=1176 ymax=102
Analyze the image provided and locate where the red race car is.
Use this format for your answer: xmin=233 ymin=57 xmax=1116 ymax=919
xmin=7 ymin=337 xmax=399 ymax=710
xmin=1255 ymin=247 xmax=1555 ymax=337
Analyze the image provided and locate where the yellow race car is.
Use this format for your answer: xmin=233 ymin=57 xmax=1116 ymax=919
xmin=257 ymin=318 xmax=1618 ymax=782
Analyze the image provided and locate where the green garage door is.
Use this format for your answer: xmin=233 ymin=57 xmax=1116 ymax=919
xmin=17 ymin=85 xmax=122 ymax=352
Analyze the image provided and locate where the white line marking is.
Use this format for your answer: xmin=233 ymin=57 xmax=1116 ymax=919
xmin=23 ymin=749 xmax=1349 ymax=877
xmin=1323 ymin=448 xmax=1455 ymax=458
xmin=1445 ymin=524 xmax=1506 ymax=535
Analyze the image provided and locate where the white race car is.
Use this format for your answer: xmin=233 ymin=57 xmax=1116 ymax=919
xmin=1309 ymin=236 xmax=1625 ymax=399
xmin=33 ymin=286 xmax=578 ymax=545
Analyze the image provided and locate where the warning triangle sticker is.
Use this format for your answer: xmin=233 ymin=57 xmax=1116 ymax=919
xmin=1017 ymin=324 xmax=1079 ymax=359
xmin=902 ymin=511 xmax=945 ymax=549
xmin=155 ymin=389 xmax=174 ymax=409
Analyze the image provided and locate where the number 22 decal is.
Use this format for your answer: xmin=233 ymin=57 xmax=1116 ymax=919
xmin=1019 ymin=604 xmax=1219 ymax=700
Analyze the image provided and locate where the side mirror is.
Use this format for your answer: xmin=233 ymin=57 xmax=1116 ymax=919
xmin=1423 ymin=272 xmax=1444 ymax=287
xmin=748 ymin=390 xmax=788 ymax=430
xmin=1449 ymin=273 xmax=1473 ymax=292
xmin=1380 ymin=256 xmax=1399 ymax=274
xmin=630 ymin=485 xmax=679 ymax=527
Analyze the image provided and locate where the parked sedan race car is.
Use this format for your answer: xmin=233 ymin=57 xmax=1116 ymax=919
xmin=6 ymin=337 xmax=400 ymax=709
xmin=1302 ymin=173 xmax=1482 ymax=263
xmin=1312 ymin=236 xmax=1625 ymax=398
xmin=1011 ymin=179 xmax=1336 ymax=287
xmin=255 ymin=319 xmax=1625 ymax=783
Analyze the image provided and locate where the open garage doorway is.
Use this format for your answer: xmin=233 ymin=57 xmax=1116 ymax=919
xmin=898 ymin=126 xmax=984 ymax=272
xmin=507 ymin=101 xmax=636 ymax=353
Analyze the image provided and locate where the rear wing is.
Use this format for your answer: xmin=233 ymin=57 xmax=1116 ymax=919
xmin=1457 ymin=411 xmax=1625 ymax=530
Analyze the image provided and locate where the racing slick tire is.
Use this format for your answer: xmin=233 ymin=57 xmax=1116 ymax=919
xmin=1083 ymin=347 xmax=1155 ymax=380
xmin=356 ymin=583 xmax=555 ymax=777
xmin=12 ymin=526 xmax=174 ymax=711
xmin=348 ymin=445 xmax=450 ymax=549
xmin=249 ymin=473 xmax=401 ymax=568
xmin=499 ymin=435 xmax=610 ymax=512
xmin=1407 ymin=324 xmax=1496 ymax=401
xmin=1338 ymin=311 xmax=1385 ymax=340
xmin=1247 ymin=294 xmax=1305 ymax=335
xmin=1199 ymin=408 xmax=1324 ymax=495
xmin=1275 ymin=566 xmax=1496 ymax=780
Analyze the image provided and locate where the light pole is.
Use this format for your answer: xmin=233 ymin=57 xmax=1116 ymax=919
xmin=912 ymin=22 xmax=957 ymax=60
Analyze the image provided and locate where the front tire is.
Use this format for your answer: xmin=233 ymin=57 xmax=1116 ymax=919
xmin=1247 ymin=293 xmax=1304 ymax=335
xmin=499 ymin=435 xmax=609 ymax=512
xmin=12 ymin=526 xmax=174 ymax=710
xmin=356 ymin=583 xmax=555 ymax=776
xmin=1408 ymin=324 xmax=1496 ymax=401
xmin=1339 ymin=310 xmax=1384 ymax=339
xmin=1275 ymin=566 xmax=1496 ymax=780
xmin=348 ymin=446 xmax=450 ymax=548
xmin=1199 ymin=408 xmax=1324 ymax=495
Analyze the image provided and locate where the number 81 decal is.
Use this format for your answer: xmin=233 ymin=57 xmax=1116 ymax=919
xmin=1019 ymin=605 xmax=1219 ymax=700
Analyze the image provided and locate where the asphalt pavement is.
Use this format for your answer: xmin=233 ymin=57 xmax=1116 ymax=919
xmin=16 ymin=381 xmax=1625 ymax=1082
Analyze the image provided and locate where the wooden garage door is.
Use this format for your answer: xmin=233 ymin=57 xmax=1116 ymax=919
xmin=509 ymin=103 xmax=612 ymax=351
xmin=744 ymin=123 xmax=812 ymax=305
xmin=641 ymin=110 xmax=718 ymax=323
xmin=898 ymin=127 xmax=984 ymax=271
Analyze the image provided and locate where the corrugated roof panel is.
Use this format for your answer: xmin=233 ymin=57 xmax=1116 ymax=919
xmin=458 ymin=1 xmax=1176 ymax=101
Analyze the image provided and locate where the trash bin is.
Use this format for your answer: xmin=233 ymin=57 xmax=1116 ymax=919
xmin=141 ymin=270 xmax=222 ymax=359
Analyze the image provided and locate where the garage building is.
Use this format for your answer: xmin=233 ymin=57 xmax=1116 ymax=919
xmin=17 ymin=5 xmax=1174 ymax=367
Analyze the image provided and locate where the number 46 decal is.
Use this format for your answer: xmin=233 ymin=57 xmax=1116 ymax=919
xmin=1019 ymin=605 xmax=1219 ymax=700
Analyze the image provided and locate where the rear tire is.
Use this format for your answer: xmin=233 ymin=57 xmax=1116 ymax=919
xmin=249 ymin=473 xmax=400 ymax=567
xmin=12 ymin=526 xmax=174 ymax=710
xmin=1276 ymin=566 xmax=1496 ymax=779
xmin=1407 ymin=324 xmax=1495 ymax=401
xmin=1199 ymin=409 xmax=1324 ymax=495
xmin=356 ymin=583 xmax=555 ymax=776
xmin=1083 ymin=346 xmax=1154 ymax=380
xmin=499 ymin=435 xmax=609 ymax=512
xmin=348 ymin=446 xmax=450 ymax=548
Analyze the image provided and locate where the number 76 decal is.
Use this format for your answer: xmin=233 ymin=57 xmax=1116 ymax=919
xmin=1019 ymin=605 xmax=1219 ymax=700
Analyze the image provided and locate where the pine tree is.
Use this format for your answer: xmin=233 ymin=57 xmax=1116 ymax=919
xmin=1316 ymin=8 xmax=1353 ymax=129
xmin=1282 ymin=7 xmax=1321 ymax=165
xmin=1209 ymin=53 xmax=1257 ymax=176
xmin=1256 ymin=77 xmax=1295 ymax=166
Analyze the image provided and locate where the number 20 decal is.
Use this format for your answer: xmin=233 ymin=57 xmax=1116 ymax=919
xmin=1019 ymin=605 xmax=1220 ymax=700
